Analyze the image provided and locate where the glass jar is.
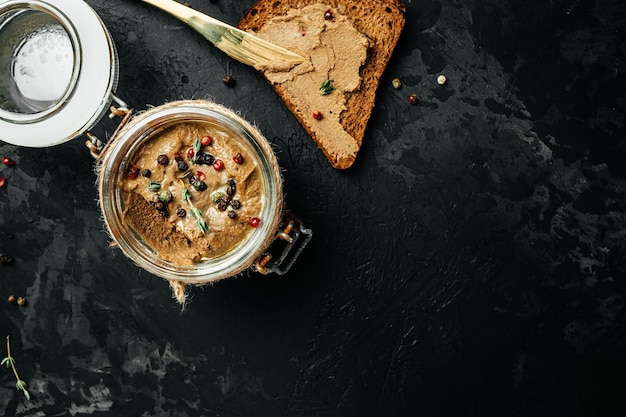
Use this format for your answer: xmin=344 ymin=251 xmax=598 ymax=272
xmin=97 ymin=100 xmax=311 ymax=285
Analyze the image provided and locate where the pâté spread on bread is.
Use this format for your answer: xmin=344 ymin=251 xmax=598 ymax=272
xmin=119 ymin=122 xmax=264 ymax=266
xmin=239 ymin=0 xmax=406 ymax=169
xmin=251 ymin=4 xmax=369 ymax=167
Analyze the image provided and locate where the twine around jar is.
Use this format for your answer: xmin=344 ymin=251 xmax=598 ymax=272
xmin=95 ymin=99 xmax=284 ymax=305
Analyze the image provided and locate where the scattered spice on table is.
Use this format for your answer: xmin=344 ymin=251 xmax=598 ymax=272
xmin=223 ymin=75 xmax=236 ymax=87
xmin=0 ymin=254 xmax=14 ymax=265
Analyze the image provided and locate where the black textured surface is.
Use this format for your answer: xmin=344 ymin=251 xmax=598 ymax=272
xmin=1 ymin=0 xmax=626 ymax=415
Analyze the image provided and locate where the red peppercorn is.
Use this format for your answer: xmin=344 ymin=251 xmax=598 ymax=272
xmin=186 ymin=147 xmax=195 ymax=159
xmin=408 ymin=93 xmax=418 ymax=105
xmin=313 ymin=111 xmax=323 ymax=120
xmin=324 ymin=9 xmax=334 ymax=20
xmin=248 ymin=217 xmax=261 ymax=228
xmin=201 ymin=135 xmax=213 ymax=146
xmin=2 ymin=157 xmax=14 ymax=166
xmin=196 ymin=170 xmax=206 ymax=181
xmin=0 ymin=177 xmax=5 ymax=188
xmin=213 ymin=159 xmax=225 ymax=171
xmin=233 ymin=152 xmax=244 ymax=164
xmin=127 ymin=164 xmax=139 ymax=179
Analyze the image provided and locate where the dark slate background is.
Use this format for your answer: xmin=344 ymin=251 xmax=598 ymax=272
xmin=1 ymin=0 xmax=626 ymax=415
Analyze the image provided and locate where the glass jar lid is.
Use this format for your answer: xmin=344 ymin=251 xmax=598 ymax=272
xmin=0 ymin=0 xmax=118 ymax=147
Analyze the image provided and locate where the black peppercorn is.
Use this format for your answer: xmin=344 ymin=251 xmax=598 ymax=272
xmin=177 ymin=160 xmax=189 ymax=171
xmin=176 ymin=208 xmax=187 ymax=217
xmin=218 ymin=201 xmax=229 ymax=211
xmin=226 ymin=183 xmax=236 ymax=196
xmin=154 ymin=201 xmax=166 ymax=211
xmin=159 ymin=210 xmax=169 ymax=218
xmin=197 ymin=153 xmax=215 ymax=165
xmin=230 ymin=200 xmax=241 ymax=210
xmin=141 ymin=169 xmax=152 ymax=178
xmin=227 ymin=210 xmax=237 ymax=219
xmin=0 ymin=254 xmax=13 ymax=265
xmin=157 ymin=154 xmax=169 ymax=165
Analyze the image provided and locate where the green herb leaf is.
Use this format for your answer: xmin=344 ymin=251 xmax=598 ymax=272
xmin=191 ymin=137 xmax=202 ymax=164
xmin=319 ymin=79 xmax=335 ymax=95
xmin=182 ymin=188 xmax=191 ymax=203
xmin=1 ymin=357 xmax=9 ymax=367
xmin=148 ymin=181 xmax=161 ymax=192
xmin=190 ymin=208 xmax=208 ymax=234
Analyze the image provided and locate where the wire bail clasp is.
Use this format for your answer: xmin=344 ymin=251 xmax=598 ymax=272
xmin=255 ymin=213 xmax=312 ymax=275
xmin=85 ymin=94 xmax=131 ymax=160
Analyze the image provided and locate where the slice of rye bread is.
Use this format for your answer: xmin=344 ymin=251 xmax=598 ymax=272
xmin=238 ymin=0 xmax=406 ymax=169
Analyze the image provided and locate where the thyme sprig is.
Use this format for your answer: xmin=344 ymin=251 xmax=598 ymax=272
xmin=190 ymin=137 xmax=202 ymax=164
xmin=2 ymin=336 xmax=30 ymax=401
xmin=190 ymin=207 xmax=208 ymax=234
xmin=182 ymin=187 xmax=192 ymax=203
xmin=179 ymin=184 xmax=208 ymax=234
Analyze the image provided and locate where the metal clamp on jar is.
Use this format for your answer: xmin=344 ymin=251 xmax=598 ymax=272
xmin=0 ymin=0 xmax=311 ymax=304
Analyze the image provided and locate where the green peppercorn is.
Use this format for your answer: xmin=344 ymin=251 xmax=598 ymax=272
xmin=211 ymin=191 xmax=225 ymax=204
xmin=159 ymin=190 xmax=172 ymax=203
xmin=192 ymin=180 xmax=207 ymax=191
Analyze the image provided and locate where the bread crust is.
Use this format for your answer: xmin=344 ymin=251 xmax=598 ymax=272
xmin=239 ymin=0 xmax=406 ymax=169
